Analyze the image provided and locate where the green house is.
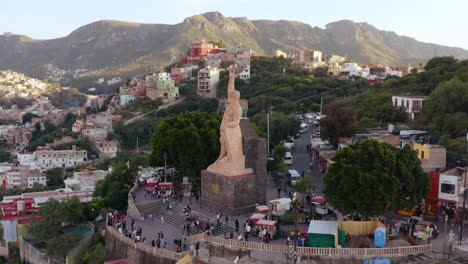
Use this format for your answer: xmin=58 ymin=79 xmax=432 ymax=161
xmin=307 ymin=220 xmax=339 ymax=248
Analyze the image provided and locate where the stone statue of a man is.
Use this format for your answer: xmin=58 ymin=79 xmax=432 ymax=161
xmin=207 ymin=65 xmax=246 ymax=176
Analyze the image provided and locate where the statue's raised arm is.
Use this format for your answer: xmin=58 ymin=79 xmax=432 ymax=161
xmin=227 ymin=65 xmax=237 ymax=93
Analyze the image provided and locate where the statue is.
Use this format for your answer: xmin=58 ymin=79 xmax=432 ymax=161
xmin=207 ymin=65 xmax=248 ymax=176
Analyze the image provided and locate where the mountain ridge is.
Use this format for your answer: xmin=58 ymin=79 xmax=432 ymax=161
xmin=1 ymin=11 xmax=467 ymax=83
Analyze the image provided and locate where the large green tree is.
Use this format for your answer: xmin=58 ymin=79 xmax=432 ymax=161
xmin=252 ymin=112 xmax=300 ymax=146
xmin=323 ymin=139 xmax=429 ymax=218
xmin=94 ymin=161 xmax=134 ymax=211
xmin=421 ymin=78 xmax=468 ymax=135
xmin=150 ymin=111 xmax=221 ymax=185
xmin=321 ymin=102 xmax=356 ymax=148
xmin=45 ymin=168 xmax=65 ymax=188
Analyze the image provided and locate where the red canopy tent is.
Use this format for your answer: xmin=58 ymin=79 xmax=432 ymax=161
xmin=256 ymin=219 xmax=277 ymax=227
xmin=249 ymin=213 xmax=267 ymax=222
xmin=311 ymin=196 xmax=326 ymax=204
xmin=256 ymin=205 xmax=269 ymax=214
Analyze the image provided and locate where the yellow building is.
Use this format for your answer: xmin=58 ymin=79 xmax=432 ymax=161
xmin=412 ymin=143 xmax=446 ymax=172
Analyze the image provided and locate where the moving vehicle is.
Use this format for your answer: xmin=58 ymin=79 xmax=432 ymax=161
xmin=283 ymin=152 xmax=293 ymax=165
xmin=300 ymin=123 xmax=308 ymax=134
xmin=287 ymin=169 xmax=301 ymax=186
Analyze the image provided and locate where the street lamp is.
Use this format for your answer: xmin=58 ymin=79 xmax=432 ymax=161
xmin=459 ymin=133 xmax=468 ymax=245
xmin=444 ymin=214 xmax=448 ymax=255
xmin=266 ymin=106 xmax=273 ymax=158
xmin=292 ymin=193 xmax=299 ymax=264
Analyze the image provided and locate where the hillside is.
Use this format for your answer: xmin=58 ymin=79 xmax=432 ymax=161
xmin=1 ymin=12 xmax=468 ymax=85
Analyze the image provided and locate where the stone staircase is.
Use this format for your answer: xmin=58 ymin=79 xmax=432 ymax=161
xmin=453 ymin=257 xmax=468 ymax=264
xmin=401 ymin=253 xmax=431 ymax=263
xmin=136 ymin=200 xmax=235 ymax=236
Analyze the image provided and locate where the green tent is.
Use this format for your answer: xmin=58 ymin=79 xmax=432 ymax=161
xmin=307 ymin=220 xmax=338 ymax=248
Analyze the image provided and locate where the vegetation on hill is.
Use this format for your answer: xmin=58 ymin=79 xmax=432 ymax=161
xmin=113 ymin=96 xmax=219 ymax=150
xmin=341 ymin=56 xmax=468 ymax=165
xmin=3 ymin=12 xmax=468 ymax=84
xmin=25 ymin=113 xmax=78 ymax=152
xmin=150 ymin=111 xmax=221 ymax=187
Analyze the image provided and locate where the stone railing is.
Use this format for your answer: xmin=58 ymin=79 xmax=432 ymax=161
xmin=106 ymin=225 xmax=192 ymax=260
xmin=204 ymin=235 xmax=432 ymax=257
xmin=127 ymin=183 xmax=142 ymax=220
xmin=107 ymin=219 xmax=431 ymax=261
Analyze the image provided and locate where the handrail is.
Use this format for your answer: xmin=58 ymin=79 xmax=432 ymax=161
xmin=106 ymin=223 xmax=432 ymax=259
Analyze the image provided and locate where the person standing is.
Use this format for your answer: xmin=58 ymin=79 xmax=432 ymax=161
xmin=225 ymin=215 xmax=229 ymax=226
xmin=161 ymin=213 xmax=165 ymax=224
xmin=235 ymin=219 xmax=239 ymax=232
xmin=195 ymin=241 xmax=200 ymax=256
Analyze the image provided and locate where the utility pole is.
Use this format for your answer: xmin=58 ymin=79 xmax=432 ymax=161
xmin=293 ymin=194 xmax=299 ymax=264
xmin=136 ymin=136 xmax=139 ymax=152
xmin=318 ymin=97 xmax=323 ymax=137
xmin=163 ymin=152 xmax=168 ymax=182
xmin=459 ymin=133 xmax=468 ymax=244
xmin=267 ymin=110 xmax=270 ymax=157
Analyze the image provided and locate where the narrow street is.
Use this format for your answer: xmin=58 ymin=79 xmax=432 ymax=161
xmin=290 ymin=125 xmax=324 ymax=194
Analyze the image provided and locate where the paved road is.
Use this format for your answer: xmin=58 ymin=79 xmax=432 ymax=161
xmin=290 ymin=124 xmax=324 ymax=195
xmin=123 ymin=97 xmax=185 ymax=125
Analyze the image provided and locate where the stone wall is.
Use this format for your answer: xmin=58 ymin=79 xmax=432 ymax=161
xmin=104 ymin=227 xmax=182 ymax=264
xmin=19 ymin=237 xmax=60 ymax=264
xmin=240 ymin=119 xmax=267 ymax=205
xmin=201 ymin=170 xmax=258 ymax=215
xmin=196 ymin=240 xmax=411 ymax=264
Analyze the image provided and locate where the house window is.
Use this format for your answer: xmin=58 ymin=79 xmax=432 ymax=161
xmin=441 ymin=183 xmax=455 ymax=194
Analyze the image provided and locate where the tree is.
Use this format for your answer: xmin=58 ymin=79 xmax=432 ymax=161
xmin=94 ymin=161 xmax=134 ymax=210
xmin=216 ymin=40 xmax=228 ymax=48
xmin=252 ymin=112 xmax=300 ymax=146
xmin=63 ymin=196 xmax=84 ymax=224
xmin=294 ymin=177 xmax=315 ymax=206
xmin=323 ymin=139 xmax=429 ymax=218
xmin=0 ymin=150 xmax=10 ymax=162
xmin=150 ymin=111 xmax=221 ymax=186
xmin=421 ymin=78 xmax=468 ymax=134
xmin=425 ymin=56 xmax=457 ymax=70
xmin=22 ymin=112 xmax=39 ymax=124
xmin=46 ymin=233 xmax=81 ymax=259
xmin=46 ymin=168 xmax=65 ymax=188
xmin=321 ymin=102 xmax=356 ymax=148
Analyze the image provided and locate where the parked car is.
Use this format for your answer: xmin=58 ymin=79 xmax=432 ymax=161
xmin=287 ymin=169 xmax=301 ymax=186
xmin=283 ymin=152 xmax=293 ymax=165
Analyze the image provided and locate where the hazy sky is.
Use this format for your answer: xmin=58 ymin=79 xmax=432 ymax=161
xmin=2 ymin=0 xmax=468 ymax=49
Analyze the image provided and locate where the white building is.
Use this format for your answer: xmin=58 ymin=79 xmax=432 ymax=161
xmin=82 ymin=127 xmax=108 ymax=141
xmin=34 ymin=146 xmax=88 ymax=171
xmin=120 ymin=94 xmax=134 ymax=106
xmin=391 ymin=95 xmax=429 ymax=120
xmin=3 ymin=168 xmax=46 ymax=190
xmin=238 ymin=64 xmax=251 ymax=81
xmin=341 ymin=63 xmax=362 ymax=77
xmin=0 ymin=163 xmax=13 ymax=173
xmin=17 ymin=153 xmax=35 ymax=166
xmin=197 ymin=67 xmax=220 ymax=98
xmin=86 ymin=112 xmax=113 ymax=131
xmin=64 ymin=170 xmax=107 ymax=192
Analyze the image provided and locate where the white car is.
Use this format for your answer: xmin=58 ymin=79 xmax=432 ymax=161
xmin=283 ymin=152 xmax=293 ymax=165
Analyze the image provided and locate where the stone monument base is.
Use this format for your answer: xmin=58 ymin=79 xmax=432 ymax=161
xmin=201 ymin=169 xmax=257 ymax=216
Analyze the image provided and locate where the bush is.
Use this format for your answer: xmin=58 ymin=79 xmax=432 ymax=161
xmin=34 ymin=241 xmax=47 ymax=249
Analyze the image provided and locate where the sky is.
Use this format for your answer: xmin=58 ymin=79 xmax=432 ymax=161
xmin=2 ymin=0 xmax=468 ymax=49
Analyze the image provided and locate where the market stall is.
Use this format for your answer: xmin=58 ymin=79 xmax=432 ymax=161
xmin=249 ymin=213 xmax=267 ymax=223
xmin=269 ymin=198 xmax=292 ymax=216
xmin=256 ymin=219 xmax=278 ymax=238
xmin=256 ymin=205 xmax=270 ymax=214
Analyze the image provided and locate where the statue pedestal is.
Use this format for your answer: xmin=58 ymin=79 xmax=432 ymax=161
xmin=201 ymin=169 xmax=257 ymax=216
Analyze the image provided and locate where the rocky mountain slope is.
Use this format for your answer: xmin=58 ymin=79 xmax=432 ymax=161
xmin=1 ymin=12 xmax=467 ymax=83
